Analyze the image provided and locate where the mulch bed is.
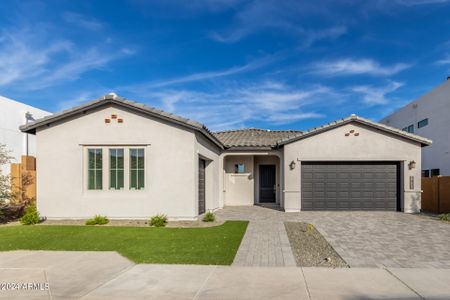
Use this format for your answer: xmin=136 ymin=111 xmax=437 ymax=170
xmin=285 ymin=222 xmax=348 ymax=268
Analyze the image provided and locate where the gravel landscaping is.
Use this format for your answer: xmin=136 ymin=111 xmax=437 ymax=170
xmin=285 ymin=222 xmax=348 ymax=268
xmin=38 ymin=219 xmax=224 ymax=227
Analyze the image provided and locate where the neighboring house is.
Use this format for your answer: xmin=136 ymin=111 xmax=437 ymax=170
xmin=0 ymin=95 xmax=51 ymax=175
xmin=380 ymin=79 xmax=450 ymax=177
xmin=20 ymin=93 xmax=431 ymax=219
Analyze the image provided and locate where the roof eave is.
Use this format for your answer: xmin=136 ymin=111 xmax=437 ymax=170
xmin=20 ymin=97 xmax=224 ymax=149
xmin=277 ymin=117 xmax=432 ymax=147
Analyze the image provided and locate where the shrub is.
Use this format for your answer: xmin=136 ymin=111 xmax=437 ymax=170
xmin=202 ymin=211 xmax=215 ymax=222
xmin=149 ymin=214 xmax=168 ymax=227
xmin=0 ymin=203 xmax=24 ymax=224
xmin=439 ymin=213 xmax=450 ymax=222
xmin=85 ymin=215 xmax=109 ymax=225
xmin=20 ymin=205 xmax=40 ymax=225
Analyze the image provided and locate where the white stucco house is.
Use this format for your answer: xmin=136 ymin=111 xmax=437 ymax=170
xmin=20 ymin=93 xmax=431 ymax=219
xmin=380 ymin=78 xmax=450 ymax=177
xmin=0 ymin=95 xmax=51 ymax=175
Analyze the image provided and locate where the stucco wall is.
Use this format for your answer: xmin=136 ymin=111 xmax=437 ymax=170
xmin=283 ymin=123 xmax=422 ymax=213
xmin=223 ymin=155 xmax=254 ymax=206
xmin=0 ymin=96 xmax=50 ymax=175
xmin=36 ymin=104 xmax=211 ymax=219
xmin=380 ymin=80 xmax=450 ymax=175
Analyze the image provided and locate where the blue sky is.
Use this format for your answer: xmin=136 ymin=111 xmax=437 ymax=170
xmin=1 ymin=0 xmax=450 ymax=131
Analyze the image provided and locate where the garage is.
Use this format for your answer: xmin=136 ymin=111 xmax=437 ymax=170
xmin=301 ymin=161 xmax=400 ymax=211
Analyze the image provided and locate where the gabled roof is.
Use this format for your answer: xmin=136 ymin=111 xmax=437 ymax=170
xmin=277 ymin=114 xmax=432 ymax=147
xmin=20 ymin=94 xmax=431 ymax=150
xmin=20 ymin=93 xmax=224 ymax=149
xmin=214 ymin=128 xmax=302 ymax=149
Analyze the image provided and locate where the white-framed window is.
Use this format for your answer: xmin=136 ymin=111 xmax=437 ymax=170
xmin=109 ymin=148 xmax=124 ymax=190
xmin=130 ymin=148 xmax=145 ymax=190
xmin=88 ymin=148 xmax=103 ymax=190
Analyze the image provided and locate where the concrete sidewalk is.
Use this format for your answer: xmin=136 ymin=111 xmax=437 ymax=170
xmin=1 ymin=251 xmax=450 ymax=299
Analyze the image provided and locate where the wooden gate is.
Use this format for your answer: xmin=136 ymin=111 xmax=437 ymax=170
xmin=10 ymin=156 xmax=36 ymax=205
xmin=421 ymin=176 xmax=450 ymax=213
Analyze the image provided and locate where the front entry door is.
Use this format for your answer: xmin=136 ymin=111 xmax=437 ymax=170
xmin=259 ymin=165 xmax=276 ymax=203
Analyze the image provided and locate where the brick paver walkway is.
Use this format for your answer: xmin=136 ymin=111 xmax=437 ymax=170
xmin=232 ymin=220 xmax=296 ymax=267
xmin=216 ymin=206 xmax=450 ymax=268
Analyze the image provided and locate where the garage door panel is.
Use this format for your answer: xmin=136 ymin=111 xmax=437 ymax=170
xmin=301 ymin=162 xmax=399 ymax=211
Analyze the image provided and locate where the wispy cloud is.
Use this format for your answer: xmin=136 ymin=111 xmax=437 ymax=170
xmin=209 ymin=0 xmax=346 ymax=45
xmin=0 ymin=25 xmax=134 ymax=90
xmin=120 ymin=81 xmax=331 ymax=130
xmin=310 ymin=58 xmax=411 ymax=76
xmin=436 ymin=55 xmax=450 ymax=65
xmin=62 ymin=12 xmax=104 ymax=31
xmin=351 ymin=81 xmax=403 ymax=105
xmin=124 ymin=55 xmax=278 ymax=89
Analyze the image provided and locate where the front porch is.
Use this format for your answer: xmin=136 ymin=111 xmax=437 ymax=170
xmin=221 ymin=153 xmax=283 ymax=208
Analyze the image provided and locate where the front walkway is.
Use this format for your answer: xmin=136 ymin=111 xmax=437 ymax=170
xmin=2 ymin=251 xmax=450 ymax=299
xmin=231 ymin=220 xmax=296 ymax=266
xmin=216 ymin=206 xmax=450 ymax=268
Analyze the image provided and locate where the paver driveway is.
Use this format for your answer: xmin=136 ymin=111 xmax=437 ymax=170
xmin=216 ymin=206 xmax=450 ymax=268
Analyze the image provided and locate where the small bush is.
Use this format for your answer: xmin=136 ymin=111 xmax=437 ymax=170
xmin=0 ymin=203 xmax=24 ymax=224
xmin=149 ymin=214 xmax=168 ymax=227
xmin=20 ymin=205 xmax=40 ymax=225
xmin=202 ymin=211 xmax=215 ymax=222
xmin=85 ymin=215 xmax=109 ymax=225
xmin=439 ymin=213 xmax=450 ymax=222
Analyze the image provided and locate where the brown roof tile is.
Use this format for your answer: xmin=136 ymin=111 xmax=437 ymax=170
xmin=213 ymin=128 xmax=303 ymax=148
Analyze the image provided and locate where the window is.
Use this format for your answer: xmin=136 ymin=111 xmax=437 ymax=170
xmin=235 ymin=163 xmax=245 ymax=173
xmin=88 ymin=149 xmax=102 ymax=190
xmin=110 ymin=149 xmax=124 ymax=190
xmin=431 ymin=169 xmax=440 ymax=177
xmin=422 ymin=170 xmax=430 ymax=178
xmin=402 ymin=125 xmax=413 ymax=133
xmin=130 ymin=148 xmax=145 ymax=189
xmin=418 ymin=118 xmax=428 ymax=128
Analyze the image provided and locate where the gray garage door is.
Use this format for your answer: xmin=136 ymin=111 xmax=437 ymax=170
xmin=301 ymin=162 xmax=399 ymax=211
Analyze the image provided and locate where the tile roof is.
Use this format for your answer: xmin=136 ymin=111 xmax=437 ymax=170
xmin=20 ymin=94 xmax=432 ymax=149
xmin=277 ymin=114 xmax=432 ymax=147
xmin=213 ymin=128 xmax=303 ymax=148
xmin=20 ymin=93 xmax=224 ymax=149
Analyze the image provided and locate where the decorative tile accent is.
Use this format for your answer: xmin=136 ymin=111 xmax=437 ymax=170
xmin=345 ymin=129 xmax=359 ymax=137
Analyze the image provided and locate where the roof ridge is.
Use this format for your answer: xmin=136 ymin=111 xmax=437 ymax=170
xmin=214 ymin=128 xmax=303 ymax=134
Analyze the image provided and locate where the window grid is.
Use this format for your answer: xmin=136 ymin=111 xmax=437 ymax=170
xmin=110 ymin=149 xmax=124 ymax=190
xmin=88 ymin=149 xmax=102 ymax=190
xmin=130 ymin=148 xmax=145 ymax=190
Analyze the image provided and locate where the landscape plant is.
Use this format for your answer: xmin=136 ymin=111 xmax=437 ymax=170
xmin=439 ymin=213 xmax=450 ymax=222
xmin=85 ymin=215 xmax=109 ymax=225
xmin=202 ymin=211 xmax=215 ymax=222
xmin=149 ymin=214 xmax=168 ymax=227
xmin=20 ymin=205 xmax=40 ymax=225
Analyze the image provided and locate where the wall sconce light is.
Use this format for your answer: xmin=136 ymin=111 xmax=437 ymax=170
xmin=289 ymin=160 xmax=296 ymax=170
xmin=408 ymin=160 xmax=416 ymax=170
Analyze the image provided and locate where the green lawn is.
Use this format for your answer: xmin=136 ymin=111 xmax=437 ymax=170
xmin=0 ymin=221 xmax=248 ymax=265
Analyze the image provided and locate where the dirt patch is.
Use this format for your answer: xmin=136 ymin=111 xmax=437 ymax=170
xmin=285 ymin=222 xmax=348 ymax=268
xmin=39 ymin=219 xmax=223 ymax=228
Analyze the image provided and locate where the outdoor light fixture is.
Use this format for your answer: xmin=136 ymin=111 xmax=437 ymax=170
xmin=408 ymin=160 xmax=416 ymax=170
xmin=289 ymin=160 xmax=296 ymax=170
